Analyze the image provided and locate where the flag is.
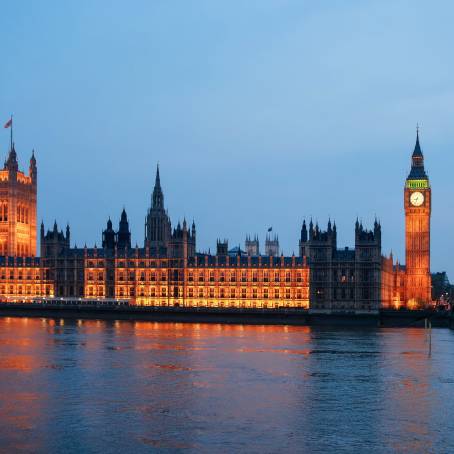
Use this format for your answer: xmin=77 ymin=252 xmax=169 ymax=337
xmin=268 ymin=227 xmax=272 ymax=232
xmin=4 ymin=118 xmax=12 ymax=129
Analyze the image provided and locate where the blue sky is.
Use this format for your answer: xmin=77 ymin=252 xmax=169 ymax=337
xmin=1 ymin=1 xmax=453 ymax=277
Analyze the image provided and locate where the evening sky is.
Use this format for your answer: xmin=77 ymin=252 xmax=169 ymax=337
xmin=1 ymin=1 xmax=453 ymax=277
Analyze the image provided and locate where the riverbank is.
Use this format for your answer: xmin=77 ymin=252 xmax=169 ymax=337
xmin=0 ymin=303 xmax=450 ymax=327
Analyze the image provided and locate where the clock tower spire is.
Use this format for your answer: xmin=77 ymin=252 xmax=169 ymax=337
xmin=404 ymin=128 xmax=431 ymax=307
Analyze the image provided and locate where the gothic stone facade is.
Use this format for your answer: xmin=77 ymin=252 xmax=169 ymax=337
xmin=299 ymin=219 xmax=382 ymax=312
xmin=0 ymin=145 xmax=37 ymax=257
xmin=1 ymin=134 xmax=432 ymax=310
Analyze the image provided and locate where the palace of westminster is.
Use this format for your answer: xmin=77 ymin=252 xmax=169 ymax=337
xmin=0 ymin=133 xmax=432 ymax=312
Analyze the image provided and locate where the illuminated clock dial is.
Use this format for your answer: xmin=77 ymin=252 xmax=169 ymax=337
xmin=410 ymin=191 xmax=424 ymax=207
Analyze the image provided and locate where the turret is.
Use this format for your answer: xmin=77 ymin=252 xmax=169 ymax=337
xmin=40 ymin=221 xmax=70 ymax=258
xmin=191 ymin=220 xmax=196 ymax=238
xmin=216 ymin=239 xmax=228 ymax=257
xmin=66 ymin=224 xmax=70 ymax=247
xmin=117 ymin=208 xmax=131 ymax=249
xmin=301 ymin=220 xmax=308 ymax=242
xmin=29 ymin=150 xmax=37 ymax=183
xmin=102 ymin=217 xmax=116 ymax=249
xmin=245 ymin=234 xmax=259 ymax=256
xmin=5 ymin=143 xmax=18 ymax=174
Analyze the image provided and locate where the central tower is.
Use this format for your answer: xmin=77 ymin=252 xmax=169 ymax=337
xmin=404 ymin=130 xmax=431 ymax=305
xmin=144 ymin=165 xmax=171 ymax=256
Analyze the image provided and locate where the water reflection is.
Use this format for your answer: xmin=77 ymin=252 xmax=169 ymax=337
xmin=0 ymin=318 xmax=453 ymax=453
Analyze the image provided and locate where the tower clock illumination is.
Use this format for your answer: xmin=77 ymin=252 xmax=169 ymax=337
xmin=410 ymin=191 xmax=424 ymax=206
xmin=404 ymin=129 xmax=431 ymax=305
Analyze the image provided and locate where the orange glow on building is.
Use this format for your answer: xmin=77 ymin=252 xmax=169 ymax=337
xmin=0 ymin=132 xmax=433 ymax=312
xmin=403 ymin=131 xmax=432 ymax=307
xmin=83 ymin=253 xmax=309 ymax=309
xmin=0 ymin=146 xmax=37 ymax=257
xmin=0 ymin=256 xmax=53 ymax=301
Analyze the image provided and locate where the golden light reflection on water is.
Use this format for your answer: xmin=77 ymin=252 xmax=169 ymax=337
xmin=0 ymin=317 xmax=452 ymax=452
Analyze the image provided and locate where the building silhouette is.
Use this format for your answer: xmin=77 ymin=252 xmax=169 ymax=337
xmin=0 ymin=131 xmax=433 ymax=311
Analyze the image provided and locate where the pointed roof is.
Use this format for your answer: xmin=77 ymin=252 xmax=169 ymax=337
xmin=408 ymin=129 xmax=428 ymax=180
xmin=155 ymin=163 xmax=161 ymax=188
xmin=412 ymin=129 xmax=423 ymax=158
xmin=152 ymin=163 xmax=164 ymax=209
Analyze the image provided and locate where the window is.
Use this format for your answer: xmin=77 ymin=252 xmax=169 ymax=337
xmin=285 ymin=272 xmax=290 ymax=283
xmin=198 ymin=288 xmax=204 ymax=298
xmin=274 ymin=289 xmax=280 ymax=298
xmin=274 ymin=272 xmax=279 ymax=282
xmin=241 ymin=289 xmax=246 ymax=299
xmin=264 ymin=289 xmax=268 ymax=299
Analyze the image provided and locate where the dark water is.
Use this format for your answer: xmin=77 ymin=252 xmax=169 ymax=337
xmin=0 ymin=318 xmax=453 ymax=453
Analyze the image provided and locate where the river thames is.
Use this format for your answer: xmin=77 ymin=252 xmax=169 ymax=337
xmin=0 ymin=318 xmax=453 ymax=453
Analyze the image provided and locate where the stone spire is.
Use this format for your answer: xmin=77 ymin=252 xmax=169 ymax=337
xmin=408 ymin=126 xmax=428 ymax=180
xmin=152 ymin=164 xmax=164 ymax=209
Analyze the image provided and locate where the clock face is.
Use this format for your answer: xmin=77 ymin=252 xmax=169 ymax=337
xmin=410 ymin=191 xmax=424 ymax=207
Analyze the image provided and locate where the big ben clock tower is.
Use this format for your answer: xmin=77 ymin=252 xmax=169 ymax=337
xmin=404 ymin=129 xmax=431 ymax=306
